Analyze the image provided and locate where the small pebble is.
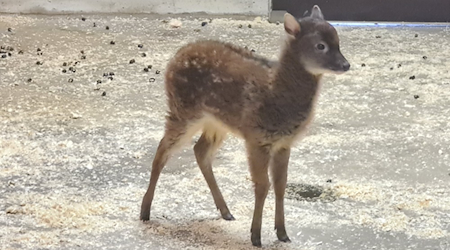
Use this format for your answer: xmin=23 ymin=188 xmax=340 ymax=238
xmin=148 ymin=65 xmax=153 ymax=69
xmin=81 ymin=17 xmax=86 ymax=21
xmin=62 ymin=69 xmax=67 ymax=73
xmin=106 ymin=26 xmax=110 ymax=30
xmin=68 ymin=78 xmax=74 ymax=83
xmin=138 ymin=44 xmax=144 ymax=48
xmin=361 ymin=63 xmax=366 ymax=67
xmin=415 ymin=34 xmax=418 ymax=37
xmin=155 ymin=70 xmax=160 ymax=74
xmin=390 ymin=67 xmax=393 ymax=70
xmin=251 ymin=49 xmax=256 ymax=53
xmin=7 ymin=52 xmax=11 ymax=57
xmin=37 ymin=48 xmax=41 ymax=52
xmin=69 ymin=67 xmax=74 ymax=72
xmin=414 ymin=95 xmax=419 ymax=99
xmin=36 ymin=61 xmax=42 ymax=65
xmin=102 ymin=91 xmax=107 ymax=96
xmin=238 ymin=24 xmax=243 ymax=28
xmin=144 ymin=67 xmax=149 ymax=72
xmin=93 ymin=22 xmax=96 ymax=27
xmin=141 ymin=53 xmax=147 ymax=57
xmin=409 ymin=75 xmax=415 ymax=80
xmin=108 ymin=76 xmax=114 ymax=81
xmin=194 ymin=29 xmax=201 ymax=32
xmin=63 ymin=62 xmax=67 ymax=66
xmin=109 ymin=72 xmax=115 ymax=76
xmin=27 ymin=78 xmax=32 ymax=82
xmin=201 ymin=22 xmax=208 ymax=27
xmin=80 ymin=50 xmax=84 ymax=54
xmin=326 ymin=179 xmax=332 ymax=183
xmin=6 ymin=46 xmax=14 ymax=51
xmin=7 ymin=28 xmax=12 ymax=32
xmin=103 ymin=73 xmax=109 ymax=77
xmin=149 ymin=78 xmax=156 ymax=82
xmin=1 ymin=55 xmax=6 ymax=59
xmin=110 ymin=41 xmax=115 ymax=45
xmin=423 ymin=56 xmax=427 ymax=60
xmin=375 ymin=35 xmax=381 ymax=38
xmin=248 ymin=24 xmax=252 ymax=28
xmin=129 ymin=59 xmax=135 ymax=64
xmin=97 ymin=80 xmax=102 ymax=84
xmin=397 ymin=63 xmax=402 ymax=68
xmin=81 ymin=55 xmax=86 ymax=60
xmin=18 ymin=50 xmax=23 ymax=54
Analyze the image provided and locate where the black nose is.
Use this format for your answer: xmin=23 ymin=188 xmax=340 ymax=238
xmin=342 ymin=61 xmax=350 ymax=71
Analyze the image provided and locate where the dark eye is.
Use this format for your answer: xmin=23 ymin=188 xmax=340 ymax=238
xmin=317 ymin=43 xmax=325 ymax=50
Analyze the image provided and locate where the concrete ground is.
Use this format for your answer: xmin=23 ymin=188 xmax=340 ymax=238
xmin=0 ymin=13 xmax=449 ymax=250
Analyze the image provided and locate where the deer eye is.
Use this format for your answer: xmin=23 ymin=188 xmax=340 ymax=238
xmin=316 ymin=43 xmax=326 ymax=50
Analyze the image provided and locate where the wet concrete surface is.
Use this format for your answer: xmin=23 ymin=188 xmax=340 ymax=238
xmin=0 ymin=14 xmax=449 ymax=250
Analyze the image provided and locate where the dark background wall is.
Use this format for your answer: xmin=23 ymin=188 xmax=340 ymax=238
xmin=272 ymin=0 xmax=450 ymax=22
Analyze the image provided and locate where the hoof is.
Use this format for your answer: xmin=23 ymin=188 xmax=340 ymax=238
xmin=222 ymin=212 xmax=235 ymax=221
xmin=277 ymin=230 xmax=291 ymax=243
xmin=251 ymin=233 xmax=262 ymax=248
xmin=140 ymin=209 xmax=150 ymax=221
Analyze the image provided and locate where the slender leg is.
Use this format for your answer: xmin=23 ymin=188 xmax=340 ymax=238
xmin=194 ymin=132 xmax=234 ymax=220
xmin=246 ymin=143 xmax=271 ymax=248
xmin=140 ymin=118 xmax=187 ymax=221
xmin=271 ymin=147 xmax=291 ymax=242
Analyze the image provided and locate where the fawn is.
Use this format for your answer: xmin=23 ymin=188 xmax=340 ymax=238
xmin=140 ymin=5 xmax=350 ymax=247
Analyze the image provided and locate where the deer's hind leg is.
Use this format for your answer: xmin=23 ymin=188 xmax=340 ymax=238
xmin=194 ymin=124 xmax=234 ymax=220
xmin=140 ymin=116 xmax=198 ymax=221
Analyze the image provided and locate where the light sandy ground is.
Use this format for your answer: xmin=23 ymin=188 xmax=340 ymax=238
xmin=0 ymin=14 xmax=449 ymax=250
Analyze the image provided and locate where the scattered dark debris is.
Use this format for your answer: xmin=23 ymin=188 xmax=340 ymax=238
xmin=390 ymin=67 xmax=393 ymax=70
xmin=138 ymin=44 xmax=144 ymax=49
xmin=37 ymin=48 xmax=41 ymax=52
xmin=361 ymin=63 xmax=366 ymax=67
xmin=143 ymin=67 xmax=149 ymax=72
xmin=8 ymin=52 xmax=12 ymax=57
xmin=194 ymin=29 xmax=201 ymax=32
xmin=6 ymin=46 xmax=14 ymax=51
xmin=414 ymin=95 xmax=419 ymax=99
xmin=248 ymin=24 xmax=252 ymax=28
xmin=326 ymin=179 xmax=332 ymax=183
xmin=149 ymin=78 xmax=156 ymax=82
xmin=81 ymin=17 xmax=86 ymax=21
xmin=7 ymin=28 xmax=12 ymax=32
xmin=93 ymin=23 xmax=97 ymax=27
xmin=238 ymin=24 xmax=243 ymax=28
xmin=423 ymin=56 xmax=427 ymax=60
xmin=375 ymin=35 xmax=381 ymax=38
xmin=1 ymin=55 xmax=6 ymax=59
xmin=68 ymin=78 xmax=73 ymax=83
xmin=74 ymin=61 xmax=80 ymax=65
xmin=148 ymin=65 xmax=153 ymax=69
xmin=103 ymin=73 xmax=109 ymax=77
xmin=36 ymin=61 xmax=42 ymax=65
xmin=80 ymin=50 xmax=84 ymax=54
xmin=106 ymin=26 xmax=110 ymax=30
xmin=109 ymin=72 xmax=114 ymax=76
xmin=110 ymin=41 xmax=115 ymax=45
xmin=97 ymin=80 xmax=102 ymax=84
xmin=409 ymin=75 xmax=416 ymax=80
xmin=397 ymin=63 xmax=402 ymax=68
xmin=62 ymin=69 xmax=67 ymax=73
xmin=69 ymin=67 xmax=75 ymax=72
xmin=415 ymin=34 xmax=418 ymax=38
xmin=27 ymin=78 xmax=32 ymax=83
xmin=250 ymin=49 xmax=256 ymax=53
xmin=129 ymin=59 xmax=135 ymax=64
xmin=141 ymin=53 xmax=147 ymax=57
xmin=81 ymin=55 xmax=86 ymax=60
xmin=108 ymin=76 xmax=113 ymax=81
xmin=286 ymin=183 xmax=336 ymax=203
xmin=18 ymin=50 xmax=23 ymax=55
xmin=276 ymin=21 xmax=280 ymax=25
xmin=101 ymin=91 xmax=107 ymax=96
xmin=201 ymin=21 xmax=208 ymax=27
xmin=63 ymin=62 xmax=67 ymax=66
xmin=155 ymin=70 xmax=160 ymax=74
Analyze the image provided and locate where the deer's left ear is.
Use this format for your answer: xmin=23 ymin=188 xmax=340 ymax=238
xmin=310 ymin=5 xmax=324 ymax=20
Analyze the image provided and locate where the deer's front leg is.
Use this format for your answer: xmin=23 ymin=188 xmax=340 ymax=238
xmin=271 ymin=147 xmax=291 ymax=242
xmin=246 ymin=143 xmax=271 ymax=247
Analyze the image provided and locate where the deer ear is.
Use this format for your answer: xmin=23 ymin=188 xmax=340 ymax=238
xmin=310 ymin=5 xmax=324 ymax=20
xmin=284 ymin=13 xmax=301 ymax=37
